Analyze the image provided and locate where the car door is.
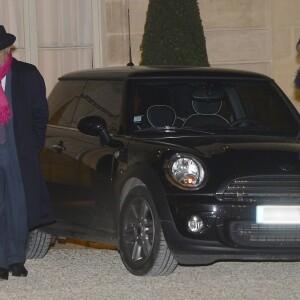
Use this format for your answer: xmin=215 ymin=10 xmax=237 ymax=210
xmin=41 ymin=79 xmax=88 ymax=228
xmin=42 ymin=79 xmax=124 ymax=240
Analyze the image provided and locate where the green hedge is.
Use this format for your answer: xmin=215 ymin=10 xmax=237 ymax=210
xmin=140 ymin=0 xmax=209 ymax=66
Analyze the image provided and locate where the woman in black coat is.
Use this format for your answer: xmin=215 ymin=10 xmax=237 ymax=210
xmin=0 ymin=25 xmax=55 ymax=280
xmin=11 ymin=56 xmax=55 ymax=231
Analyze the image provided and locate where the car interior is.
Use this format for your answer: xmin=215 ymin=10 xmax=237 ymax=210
xmin=132 ymin=79 xmax=298 ymax=135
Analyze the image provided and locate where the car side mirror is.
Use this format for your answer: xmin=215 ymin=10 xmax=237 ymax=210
xmin=77 ymin=116 xmax=112 ymax=146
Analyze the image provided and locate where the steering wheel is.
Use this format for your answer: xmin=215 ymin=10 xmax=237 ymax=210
xmin=229 ymin=118 xmax=265 ymax=128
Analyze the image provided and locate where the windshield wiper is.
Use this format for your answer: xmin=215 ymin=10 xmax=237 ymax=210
xmin=136 ymin=126 xmax=215 ymax=135
xmin=179 ymin=127 xmax=215 ymax=135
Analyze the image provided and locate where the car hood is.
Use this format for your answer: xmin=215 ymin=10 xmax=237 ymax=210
xmin=144 ymin=134 xmax=300 ymax=180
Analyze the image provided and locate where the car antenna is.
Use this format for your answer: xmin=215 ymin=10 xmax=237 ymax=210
xmin=126 ymin=7 xmax=134 ymax=66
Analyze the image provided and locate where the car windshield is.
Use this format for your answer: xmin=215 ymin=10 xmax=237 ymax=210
xmin=130 ymin=78 xmax=299 ymax=136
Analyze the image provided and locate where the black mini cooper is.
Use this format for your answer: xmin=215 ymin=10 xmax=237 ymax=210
xmin=29 ymin=66 xmax=300 ymax=276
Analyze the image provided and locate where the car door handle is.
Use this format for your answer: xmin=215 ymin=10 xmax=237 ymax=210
xmin=51 ymin=141 xmax=66 ymax=154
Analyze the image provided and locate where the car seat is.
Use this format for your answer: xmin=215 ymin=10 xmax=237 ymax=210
xmin=146 ymin=105 xmax=177 ymax=127
xmin=183 ymin=97 xmax=229 ymax=128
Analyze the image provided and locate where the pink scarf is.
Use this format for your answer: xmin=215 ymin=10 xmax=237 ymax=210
xmin=0 ymin=52 xmax=13 ymax=125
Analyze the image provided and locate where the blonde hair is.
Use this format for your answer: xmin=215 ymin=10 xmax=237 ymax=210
xmin=0 ymin=47 xmax=10 ymax=54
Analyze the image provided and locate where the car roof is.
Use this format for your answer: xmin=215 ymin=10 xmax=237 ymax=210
xmin=59 ymin=65 xmax=272 ymax=81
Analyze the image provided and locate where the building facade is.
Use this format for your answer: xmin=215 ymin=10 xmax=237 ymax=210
xmin=1 ymin=0 xmax=300 ymax=110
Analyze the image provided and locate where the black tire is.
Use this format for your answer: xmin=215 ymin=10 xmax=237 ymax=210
xmin=26 ymin=229 xmax=55 ymax=259
xmin=119 ymin=186 xmax=177 ymax=276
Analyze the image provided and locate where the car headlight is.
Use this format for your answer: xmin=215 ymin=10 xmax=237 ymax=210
xmin=164 ymin=153 xmax=206 ymax=190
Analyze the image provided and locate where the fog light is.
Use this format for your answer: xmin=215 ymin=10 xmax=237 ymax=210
xmin=187 ymin=216 xmax=204 ymax=233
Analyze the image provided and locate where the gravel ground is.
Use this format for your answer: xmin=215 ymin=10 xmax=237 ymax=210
xmin=0 ymin=247 xmax=300 ymax=300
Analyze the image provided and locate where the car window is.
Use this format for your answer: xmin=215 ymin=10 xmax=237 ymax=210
xmin=130 ymin=79 xmax=298 ymax=136
xmin=131 ymin=79 xmax=233 ymax=132
xmin=48 ymin=80 xmax=86 ymax=127
xmin=234 ymin=83 xmax=294 ymax=130
xmin=71 ymin=80 xmax=124 ymax=134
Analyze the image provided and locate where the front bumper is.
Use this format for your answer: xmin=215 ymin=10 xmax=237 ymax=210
xmin=162 ymin=198 xmax=300 ymax=265
xmin=162 ymin=220 xmax=300 ymax=265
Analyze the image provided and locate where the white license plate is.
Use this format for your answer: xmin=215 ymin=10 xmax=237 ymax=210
xmin=256 ymin=206 xmax=300 ymax=224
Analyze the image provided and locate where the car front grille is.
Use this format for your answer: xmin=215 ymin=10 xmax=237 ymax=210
xmin=217 ymin=175 xmax=300 ymax=203
xmin=229 ymin=221 xmax=300 ymax=247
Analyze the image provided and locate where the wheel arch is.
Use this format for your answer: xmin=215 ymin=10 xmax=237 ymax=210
xmin=115 ymin=163 xmax=173 ymax=224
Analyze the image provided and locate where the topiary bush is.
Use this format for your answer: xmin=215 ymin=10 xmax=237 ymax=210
xmin=140 ymin=0 xmax=209 ymax=66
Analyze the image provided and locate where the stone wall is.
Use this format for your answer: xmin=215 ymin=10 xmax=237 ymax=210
xmin=104 ymin=0 xmax=300 ymax=110
xmin=270 ymin=0 xmax=300 ymax=110
xmin=104 ymin=0 xmax=148 ymax=66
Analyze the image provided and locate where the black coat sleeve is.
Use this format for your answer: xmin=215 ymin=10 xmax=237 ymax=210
xmin=30 ymin=67 xmax=49 ymax=150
